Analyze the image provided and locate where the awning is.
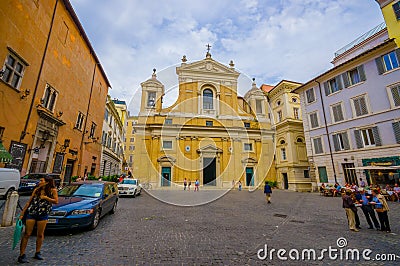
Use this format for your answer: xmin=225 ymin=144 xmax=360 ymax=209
xmin=0 ymin=142 xmax=13 ymax=163
xmin=345 ymin=166 xmax=398 ymax=170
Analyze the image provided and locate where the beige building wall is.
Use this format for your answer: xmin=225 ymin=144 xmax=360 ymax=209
xmin=267 ymin=80 xmax=312 ymax=192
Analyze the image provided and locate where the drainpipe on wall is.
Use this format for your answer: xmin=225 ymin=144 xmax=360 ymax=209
xmin=315 ymin=80 xmax=338 ymax=184
xmin=20 ymin=0 xmax=59 ymax=142
xmin=77 ymin=63 xmax=97 ymax=176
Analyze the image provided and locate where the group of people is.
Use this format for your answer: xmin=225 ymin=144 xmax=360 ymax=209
xmin=183 ymin=178 xmax=199 ymax=191
xmin=342 ymin=187 xmax=391 ymax=233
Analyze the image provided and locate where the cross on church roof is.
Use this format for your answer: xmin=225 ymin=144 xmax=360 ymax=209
xmin=206 ymin=44 xmax=212 ymax=53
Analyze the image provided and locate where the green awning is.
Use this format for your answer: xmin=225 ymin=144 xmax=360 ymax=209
xmin=0 ymin=142 xmax=13 ymax=163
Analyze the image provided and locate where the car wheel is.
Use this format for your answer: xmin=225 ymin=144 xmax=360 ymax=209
xmin=138 ymin=189 xmax=141 ymax=196
xmin=132 ymin=189 xmax=136 ymax=198
xmin=90 ymin=210 xmax=101 ymax=230
xmin=110 ymin=201 xmax=117 ymax=214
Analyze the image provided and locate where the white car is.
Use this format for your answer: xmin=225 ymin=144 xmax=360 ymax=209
xmin=117 ymin=178 xmax=142 ymax=197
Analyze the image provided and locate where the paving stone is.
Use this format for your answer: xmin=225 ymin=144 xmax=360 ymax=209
xmin=0 ymin=190 xmax=399 ymax=265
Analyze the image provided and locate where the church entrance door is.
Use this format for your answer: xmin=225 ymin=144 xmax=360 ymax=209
xmin=203 ymin=157 xmax=216 ymax=186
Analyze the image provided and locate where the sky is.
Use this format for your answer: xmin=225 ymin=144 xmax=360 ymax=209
xmin=69 ymin=0 xmax=384 ymax=115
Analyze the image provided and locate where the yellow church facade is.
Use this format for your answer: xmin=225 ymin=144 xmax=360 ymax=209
xmin=133 ymin=53 xmax=275 ymax=189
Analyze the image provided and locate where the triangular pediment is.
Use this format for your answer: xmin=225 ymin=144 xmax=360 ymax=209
xmin=157 ymin=155 xmax=176 ymax=163
xmin=197 ymin=144 xmax=223 ymax=153
xmin=241 ymin=157 xmax=258 ymax=163
xmin=177 ymin=58 xmax=240 ymax=77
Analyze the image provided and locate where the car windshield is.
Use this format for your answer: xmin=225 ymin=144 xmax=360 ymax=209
xmin=58 ymin=184 xmax=103 ymax=198
xmin=121 ymin=179 xmax=137 ymax=185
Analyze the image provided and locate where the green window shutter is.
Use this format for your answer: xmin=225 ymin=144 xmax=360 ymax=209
xmin=342 ymin=73 xmax=350 ymax=88
xmin=372 ymin=126 xmax=382 ymax=146
xmin=323 ymin=82 xmax=330 ymax=96
xmin=354 ymin=130 xmax=363 ymax=148
xmin=332 ymin=134 xmax=340 ymax=151
xmin=357 ymin=65 xmax=366 ymax=81
xmin=396 ymin=49 xmax=400 ymax=64
xmin=393 ymin=122 xmax=400 ymax=144
xmin=342 ymin=132 xmax=350 ymax=150
xmin=335 ymin=76 xmax=343 ymax=90
xmin=375 ymin=57 xmax=385 ymax=75
xmin=391 ymin=86 xmax=400 ymax=106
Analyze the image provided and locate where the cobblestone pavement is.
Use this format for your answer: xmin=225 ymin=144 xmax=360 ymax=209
xmin=0 ymin=189 xmax=399 ymax=265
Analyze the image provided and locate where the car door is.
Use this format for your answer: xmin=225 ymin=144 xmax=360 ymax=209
xmin=101 ymin=184 xmax=113 ymax=215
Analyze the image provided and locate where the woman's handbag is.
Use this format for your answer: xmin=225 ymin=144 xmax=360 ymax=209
xmin=12 ymin=219 xmax=24 ymax=250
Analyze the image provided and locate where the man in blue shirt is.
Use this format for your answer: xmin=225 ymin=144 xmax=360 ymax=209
xmin=264 ymin=181 xmax=272 ymax=204
xmin=356 ymin=188 xmax=380 ymax=230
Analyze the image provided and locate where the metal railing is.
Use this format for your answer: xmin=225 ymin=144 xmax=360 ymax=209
xmin=334 ymin=22 xmax=386 ymax=57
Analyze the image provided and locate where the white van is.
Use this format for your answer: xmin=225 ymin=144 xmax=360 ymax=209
xmin=0 ymin=168 xmax=20 ymax=199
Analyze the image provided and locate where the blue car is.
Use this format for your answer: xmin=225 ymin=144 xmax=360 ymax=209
xmin=46 ymin=181 xmax=118 ymax=230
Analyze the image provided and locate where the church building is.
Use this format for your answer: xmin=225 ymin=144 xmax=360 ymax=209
xmin=133 ymin=51 xmax=275 ymax=189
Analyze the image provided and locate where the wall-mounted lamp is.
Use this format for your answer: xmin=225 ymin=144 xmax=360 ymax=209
xmin=0 ymin=69 xmax=5 ymax=78
xmin=57 ymin=111 xmax=63 ymax=118
xmin=20 ymin=88 xmax=31 ymax=99
xmin=58 ymin=138 xmax=70 ymax=153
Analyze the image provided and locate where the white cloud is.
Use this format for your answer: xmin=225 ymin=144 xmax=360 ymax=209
xmin=70 ymin=0 xmax=384 ymax=115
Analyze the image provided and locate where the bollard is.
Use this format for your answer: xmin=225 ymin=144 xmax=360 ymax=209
xmin=1 ymin=191 xmax=19 ymax=227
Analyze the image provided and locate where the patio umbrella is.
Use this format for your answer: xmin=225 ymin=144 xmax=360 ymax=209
xmin=0 ymin=142 xmax=13 ymax=163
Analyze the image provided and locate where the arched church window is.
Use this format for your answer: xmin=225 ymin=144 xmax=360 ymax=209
xmin=203 ymin=89 xmax=213 ymax=109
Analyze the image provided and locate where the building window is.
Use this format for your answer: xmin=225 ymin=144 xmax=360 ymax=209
xmin=281 ymin=148 xmax=287 ymax=160
xmin=147 ymin=91 xmax=156 ymax=107
xmin=324 ymin=76 xmax=342 ymax=95
xmin=162 ymin=140 xmax=172 ymax=150
xmin=129 ymin=145 xmax=135 ymax=151
xmin=392 ymin=122 xmax=400 ymax=144
xmin=244 ymin=122 xmax=250 ymax=128
xmin=389 ymin=84 xmax=400 ymax=107
xmin=305 ymin=88 xmax=315 ymax=103
xmin=376 ymin=50 xmax=400 ymax=74
xmin=103 ymin=132 xmax=107 ymax=145
xmin=393 ymin=2 xmax=400 ymax=20
xmin=1 ymin=52 xmax=26 ymax=90
xmin=331 ymin=103 xmax=344 ymax=122
xmin=42 ymin=84 xmax=58 ymax=111
xmin=354 ymin=127 xmax=381 ymax=148
xmin=130 ymin=137 xmax=134 ymax=142
xmin=309 ymin=112 xmax=319 ymax=128
xmin=304 ymin=170 xmax=310 ymax=178
xmin=75 ymin=112 xmax=84 ymax=130
xmin=104 ymin=109 xmax=109 ymax=121
xmin=256 ymin=99 xmax=263 ymax=114
xmin=244 ymin=143 xmax=253 ymax=151
xmin=203 ymin=89 xmax=213 ymax=109
xmin=352 ymin=95 xmax=369 ymax=117
xmin=165 ymin=119 xmax=172 ymax=125
xmin=206 ymin=120 xmax=213 ymax=127
xmin=292 ymin=97 xmax=298 ymax=103
xmin=313 ymin=137 xmax=323 ymax=154
xmin=129 ymin=155 xmax=133 ymax=163
xmin=89 ymin=122 xmax=96 ymax=138
xmin=293 ymin=108 xmax=299 ymax=120
xmin=0 ymin=126 xmax=4 ymax=141
xmin=277 ymin=111 xmax=282 ymax=122
xmin=343 ymin=65 xmax=366 ymax=88
xmin=332 ymin=132 xmax=350 ymax=151
xmin=131 ymin=129 xmax=136 ymax=134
